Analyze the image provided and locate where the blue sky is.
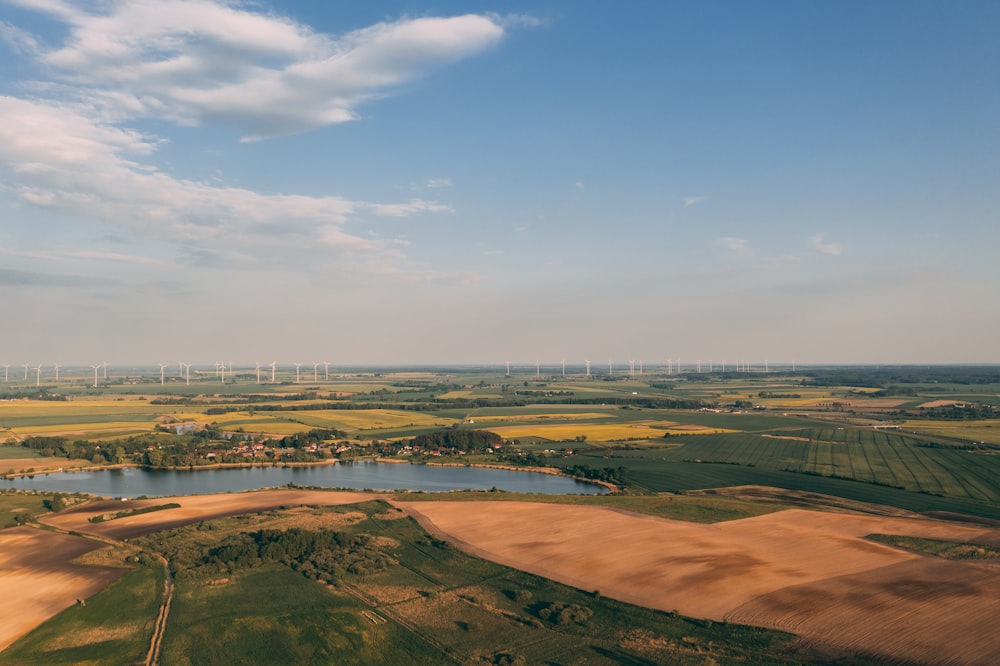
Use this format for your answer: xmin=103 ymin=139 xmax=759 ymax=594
xmin=0 ymin=0 xmax=997 ymax=367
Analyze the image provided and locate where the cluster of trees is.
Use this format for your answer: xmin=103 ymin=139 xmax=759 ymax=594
xmin=275 ymin=428 xmax=347 ymax=448
xmin=564 ymin=464 xmax=627 ymax=486
xmin=20 ymin=436 xmax=131 ymax=465
xmin=536 ymin=602 xmax=593 ymax=625
xmin=409 ymin=429 xmax=502 ymax=453
xmin=202 ymin=528 xmax=393 ymax=582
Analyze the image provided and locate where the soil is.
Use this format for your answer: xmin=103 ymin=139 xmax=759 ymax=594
xmin=0 ymin=527 xmax=129 ymax=651
xmin=395 ymin=501 xmax=1000 ymax=664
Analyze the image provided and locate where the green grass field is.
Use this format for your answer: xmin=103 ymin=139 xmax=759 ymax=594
xmin=0 ymin=491 xmax=55 ymax=528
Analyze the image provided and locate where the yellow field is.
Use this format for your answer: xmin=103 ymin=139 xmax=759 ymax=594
xmin=0 ymin=400 xmax=167 ymax=419
xmin=287 ymin=409 xmax=456 ymax=431
xmin=7 ymin=422 xmax=159 ymax=437
xmin=485 ymin=422 xmax=735 ymax=442
xmin=471 ymin=412 xmax=614 ymax=424
xmin=901 ymin=420 xmax=1000 ymax=445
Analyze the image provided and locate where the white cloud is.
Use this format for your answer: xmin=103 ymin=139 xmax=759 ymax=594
xmin=575 ymin=181 xmax=585 ymax=190
xmin=426 ymin=177 xmax=453 ymax=189
xmin=0 ymin=96 xmax=446 ymax=269
xmin=717 ymin=236 xmax=749 ymax=252
xmin=15 ymin=2 xmax=510 ymax=139
xmin=808 ymin=232 xmax=843 ymax=256
xmin=682 ymin=196 xmax=706 ymax=208
xmin=367 ymin=199 xmax=452 ymax=217
xmin=484 ymin=249 xmax=505 ymax=256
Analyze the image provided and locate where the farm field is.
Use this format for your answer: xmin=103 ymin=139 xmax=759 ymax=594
xmin=0 ymin=527 xmax=131 ymax=652
xmin=901 ymin=419 xmax=1000 ymax=445
xmin=401 ymin=500 xmax=1000 ymax=665
xmin=605 ymin=427 xmax=1000 ymax=503
xmin=485 ymin=421 xmax=735 ymax=442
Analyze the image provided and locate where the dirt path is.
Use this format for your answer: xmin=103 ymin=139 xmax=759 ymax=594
xmin=144 ymin=554 xmax=172 ymax=666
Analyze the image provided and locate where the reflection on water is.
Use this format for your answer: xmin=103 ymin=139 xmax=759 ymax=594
xmin=2 ymin=462 xmax=606 ymax=497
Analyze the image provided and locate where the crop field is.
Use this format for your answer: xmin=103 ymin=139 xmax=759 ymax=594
xmin=8 ymin=421 xmax=158 ymax=439
xmin=288 ymin=409 xmax=456 ymax=432
xmin=901 ymin=419 xmax=1000 ymax=445
xmin=466 ymin=411 xmax=614 ymax=423
xmin=590 ymin=427 xmax=1000 ymax=504
xmin=486 ymin=422 xmax=725 ymax=442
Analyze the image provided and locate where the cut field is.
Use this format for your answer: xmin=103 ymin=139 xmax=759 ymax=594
xmin=398 ymin=501 xmax=1000 ymax=665
xmin=0 ymin=527 xmax=131 ymax=652
xmin=40 ymin=489 xmax=384 ymax=540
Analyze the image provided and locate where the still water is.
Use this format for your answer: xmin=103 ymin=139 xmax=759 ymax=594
xmin=2 ymin=462 xmax=606 ymax=497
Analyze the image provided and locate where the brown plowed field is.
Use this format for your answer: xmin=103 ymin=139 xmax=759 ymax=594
xmin=41 ymin=489 xmax=383 ymax=539
xmin=396 ymin=502 xmax=1000 ymax=664
xmin=0 ymin=527 xmax=128 ymax=651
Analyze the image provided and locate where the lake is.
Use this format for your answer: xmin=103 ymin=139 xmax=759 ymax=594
xmin=1 ymin=462 xmax=607 ymax=497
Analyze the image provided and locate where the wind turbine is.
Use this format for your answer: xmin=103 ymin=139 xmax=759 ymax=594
xmin=91 ymin=363 xmax=101 ymax=388
xmin=708 ymin=359 xmax=713 ymax=373
xmin=34 ymin=365 xmax=42 ymax=387
xmin=562 ymin=359 xmax=565 ymax=378
xmin=255 ymin=362 xmax=262 ymax=385
xmin=608 ymin=360 xmax=613 ymax=375
xmin=158 ymin=363 xmax=168 ymax=385
xmin=639 ymin=360 xmax=643 ymax=376
xmin=2 ymin=364 xmax=8 ymax=382
xmin=764 ymin=359 xmax=769 ymax=373
xmin=270 ymin=361 xmax=276 ymax=383
xmin=312 ymin=362 xmax=319 ymax=382
xmin=585 ymin=359 xmax=591 ymax=377
xmin=505 ymin=360 xmax=510 ymax=378
xmin=696 ymin=359 xmax=702 ymax=373
xmin=23 ymin=362 xmax=29 ymax=380
xmin=535 ymin=360 xmax=540 ymax=378
xmin=53 ymin=363 xmax=61 ymax=382
xmin=323 ymin=362 xmax=330 ymax=381
xmin=294 ymin=362 xmax=302 ymax=383
xmin=102 ymin=362 xmax=108 ymax=380
xmin=182 ymin=363 xmax=191 ymax=385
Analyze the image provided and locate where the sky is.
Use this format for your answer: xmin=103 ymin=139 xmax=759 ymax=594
xmin=0 ymin=0 xmax=998 ymax=367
